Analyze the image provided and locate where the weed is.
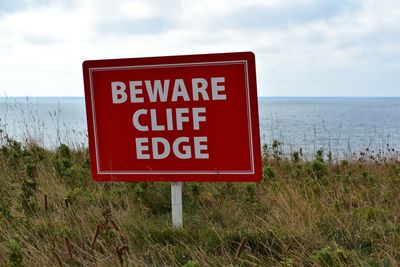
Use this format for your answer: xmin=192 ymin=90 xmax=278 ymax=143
xmin=183 ymin=259 xmax=200 ymax=267
xmin=272 ymin=140 xmax=282 ymax=161
xmin=315 ymin=149 xmax=324 ymax=162
xmin=312 ymin=246 xmax=348 ymax=266
xmin=0 ymin=202 xmax=13 ymax=221
xmin=6 ymin=239 xmax=23 ymax=267
xmin=263 ymin=165 xmax=276 ymax=180
xmin=189 ymin=183 xmax=201 ymax=197
xmin=262 ymin=143 xmax=268 ymax=158
xmin=292 ymin=151 xmax=300 ymax=163
xmin=244 ymin=183 xmax=256 ymax=202
xmin=340 ymin=160 xmax=349 ymax=168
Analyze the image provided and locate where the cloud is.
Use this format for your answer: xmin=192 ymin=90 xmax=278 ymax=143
xmin=0 ymin=0 xmax=399 ymax=96
xmin=219 ymin=0 xmax=362 ymax=30
xmin=0 ymin=0 xmax=72 ymax=17
xmin=23 ymin=33 xmax=59 ymax=45
xmin=96 ymin=17 xmax=173 ymax=35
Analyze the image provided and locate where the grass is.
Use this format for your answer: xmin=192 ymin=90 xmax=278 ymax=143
xmin=0 ymin=135 xmax=399 ymax=266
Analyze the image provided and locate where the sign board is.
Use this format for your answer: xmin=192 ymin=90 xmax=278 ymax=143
xmin=82 ymin=52 xmax=261 ymax=182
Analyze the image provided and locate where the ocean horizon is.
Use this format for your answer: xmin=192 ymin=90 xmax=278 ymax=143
xmin=0 ymin=96 xmax=399 ymax=160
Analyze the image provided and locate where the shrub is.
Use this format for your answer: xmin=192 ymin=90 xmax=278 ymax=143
xmin=311 ymin=160 xmax=328 ymax=179
xmin=54 ymin=156 xmax=72 ymax=178
xmin=56 ymin=143 xmax=71 ymax=159
xmin=19 ymin=176 xmax=38 ymax=213
xmin=292 ymin=151 xmax=300 ymax=163
xmin=315 ymin=149 xmax=324 ymax=162
xmin=1 ymin=138 xmax=24 ymax=168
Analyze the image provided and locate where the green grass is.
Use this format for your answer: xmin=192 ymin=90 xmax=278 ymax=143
xmin=0 ymin=137 xmax=399 ymax=266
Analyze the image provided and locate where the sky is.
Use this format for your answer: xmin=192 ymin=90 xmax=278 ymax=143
xmin=0 ymin=0 xmax=399 ymax=97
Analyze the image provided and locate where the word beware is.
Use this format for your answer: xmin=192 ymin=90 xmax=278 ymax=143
xmin=111 ymin=77 xmax=226 ymax=103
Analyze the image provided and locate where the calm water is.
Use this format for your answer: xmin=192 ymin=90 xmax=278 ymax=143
xmin=259 ymin=97 xmax=399 ymax=160
xmin=0 ymin=97 xmax=399 ymax=160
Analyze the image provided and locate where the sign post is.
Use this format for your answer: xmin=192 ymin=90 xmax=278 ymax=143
xmin=82 ymin=52 xmax=261 ymax=228
xmin=171 ymin=182 xmax=183 ymax=229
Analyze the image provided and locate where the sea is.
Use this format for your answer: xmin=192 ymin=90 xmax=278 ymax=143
xmin=0 ymin=97 xmax=399 ymax=160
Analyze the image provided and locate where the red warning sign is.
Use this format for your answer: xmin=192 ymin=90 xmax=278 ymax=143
xmin=82 ymin=52 xmax=261 ymax=182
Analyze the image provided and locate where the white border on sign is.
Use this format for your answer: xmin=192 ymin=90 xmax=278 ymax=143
xmin=88 ymin=60 xmax=254 ymax=175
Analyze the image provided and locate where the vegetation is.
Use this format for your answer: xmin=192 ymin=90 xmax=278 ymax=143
xmin=0 ymin=135 xmax=399 ymax=266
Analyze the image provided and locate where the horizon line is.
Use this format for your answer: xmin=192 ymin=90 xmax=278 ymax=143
xmin=0 ymin=95 xmax=399 ymax=98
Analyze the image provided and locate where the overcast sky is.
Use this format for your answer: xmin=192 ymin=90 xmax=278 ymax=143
xmin=0 ymin=0 xmax=399 ymax=97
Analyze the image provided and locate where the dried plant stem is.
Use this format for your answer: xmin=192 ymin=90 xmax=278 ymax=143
xmin=64 ymin=198 xmax=69 ymax=209
xmin=44 ymin=194 xmax=48 ymax=211
xmin=116 ymin=247 xmax=123 ymax=265
xmin=235 ymin=238 xmax=246 ymax=259
xmin=54 ymin=252 xmax=63 ymax=267
xmin=91 ymin=224 xmax=101 ymax=248
xmin=116 ymin=245 xmax=129 ymax=265
xmin=64 ymin=237 xmax=73 ymax=260
xmin=111 ymin=220 xmax=119 ymax=232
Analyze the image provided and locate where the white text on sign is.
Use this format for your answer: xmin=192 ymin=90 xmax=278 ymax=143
xmin=110 ymin=77 xmax=227 ymax=160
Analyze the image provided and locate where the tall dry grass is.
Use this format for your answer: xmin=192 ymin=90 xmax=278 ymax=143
xmin=0 ymin=134 xmax=399 ymax=266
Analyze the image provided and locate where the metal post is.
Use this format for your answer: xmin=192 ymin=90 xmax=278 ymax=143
xmin=171 ymin=182 xmax=183 ymax=229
